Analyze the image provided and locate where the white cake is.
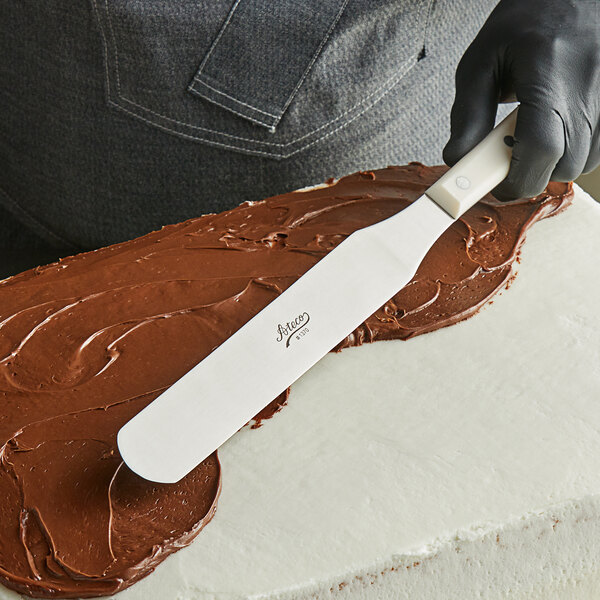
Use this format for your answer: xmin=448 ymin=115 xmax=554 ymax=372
xmin=1 ymin=184 xmax=598 ymax=600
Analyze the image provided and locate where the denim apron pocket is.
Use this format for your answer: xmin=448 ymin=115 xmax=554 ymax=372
xmin=93 ymin=0 xmax=433 ymax=158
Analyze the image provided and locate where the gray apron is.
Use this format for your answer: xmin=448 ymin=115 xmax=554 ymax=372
xmin=0 ymin=0 xmax=499 ymax=262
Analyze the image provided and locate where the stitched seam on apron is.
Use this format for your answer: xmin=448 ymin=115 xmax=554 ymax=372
xmin=189 ymin=0 xmax=349 ymax=127
xmin=94 ymin=0 xmax=426 ymax=152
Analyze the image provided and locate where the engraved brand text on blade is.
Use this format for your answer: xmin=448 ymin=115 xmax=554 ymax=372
xmin=276 ymin=312 xmax=310 ymax=347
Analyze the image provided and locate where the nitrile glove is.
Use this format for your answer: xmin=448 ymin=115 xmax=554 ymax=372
xmin=443 ymin=0 xmax=600 ymax=200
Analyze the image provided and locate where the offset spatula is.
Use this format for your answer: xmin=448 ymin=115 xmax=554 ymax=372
xmin=118 ymin=109 xmax=519 ymax=483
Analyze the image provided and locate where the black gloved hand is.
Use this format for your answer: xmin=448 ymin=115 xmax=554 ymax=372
xmin=443 ymin=0 xmax=600 ymax=200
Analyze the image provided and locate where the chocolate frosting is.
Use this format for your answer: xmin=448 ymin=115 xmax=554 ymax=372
xmin=0 ymin=164 xmax=572 ymax=598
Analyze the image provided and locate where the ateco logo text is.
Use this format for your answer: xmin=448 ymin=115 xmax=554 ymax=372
xmin=276 ymin=312 xmax=310 ymax=348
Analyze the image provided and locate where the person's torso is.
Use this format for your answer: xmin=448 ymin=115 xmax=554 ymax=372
xmin=0 ymin=0 xmax=499 ymax=251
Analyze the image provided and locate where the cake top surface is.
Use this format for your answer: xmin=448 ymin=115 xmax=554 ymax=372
xmin=0 ymin=164 xmax=578 ymax=598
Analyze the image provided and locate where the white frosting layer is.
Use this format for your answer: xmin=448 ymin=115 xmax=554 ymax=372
xmin=3 ymin=186 xmax=600 ymax=600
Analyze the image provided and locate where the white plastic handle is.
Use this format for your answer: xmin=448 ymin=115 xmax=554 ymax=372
xmin=427 ymin=108 xmax=518 ymax=219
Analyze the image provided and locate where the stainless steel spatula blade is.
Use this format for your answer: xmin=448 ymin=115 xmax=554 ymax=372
xmin=118 ymin=109 xmax=518 ymax=483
